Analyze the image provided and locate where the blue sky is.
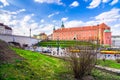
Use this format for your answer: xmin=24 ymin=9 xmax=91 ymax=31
xmin=0 ymin=0 xmax=120 ymax=36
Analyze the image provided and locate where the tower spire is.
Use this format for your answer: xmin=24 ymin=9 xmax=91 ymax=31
xmin=53 ymin=26 xmax=55 ymax=31
xmin=61 ymin=21 xmax=64 ymax=28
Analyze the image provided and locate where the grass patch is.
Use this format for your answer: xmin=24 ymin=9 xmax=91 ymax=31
xmin=97 ymin=59 xmax=120 ymax=69
xmin=92 ymin=69 xmax=120 ymax=80
xmin=38 ymin=40 xmax=94 ymax=48
xmin=0 ymin=48 xmax=73 ymax=80
xmin=1 ymin=47 xmax=120 ymax=80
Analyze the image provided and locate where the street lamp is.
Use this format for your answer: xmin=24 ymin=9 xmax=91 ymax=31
xmin=30 ymin=28 xmax=31 ymax=38
xmin=57 ymin=36 xmax=59 ymax=55
xmin=113 ymin=40 xmax=115 ymax=47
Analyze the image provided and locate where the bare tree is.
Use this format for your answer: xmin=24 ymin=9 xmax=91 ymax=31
xmin=66 ymin=45 xmax=97 ymax=79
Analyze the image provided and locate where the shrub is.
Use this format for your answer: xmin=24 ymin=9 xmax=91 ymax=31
xmin=66 ymin=45 xmax=97 ymax=79
xmin=116 ymin=59 xmax=120 ymax=63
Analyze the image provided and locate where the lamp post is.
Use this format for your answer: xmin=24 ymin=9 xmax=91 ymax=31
xmin=30 ymin=28 xmax=31 ymax=38
xmin=113 ymin=40 xmax=115 ymax=47
xmin=57 ymin=36 xmax=59 ymax=55
xmin=96 ymin=37 xmax=100 ymax=50
xmin=108 ymin=36 xmax=111 ymax=47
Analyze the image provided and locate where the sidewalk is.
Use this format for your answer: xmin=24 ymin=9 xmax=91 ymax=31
xmin=95 ymin=65 xmax=120 ymax=75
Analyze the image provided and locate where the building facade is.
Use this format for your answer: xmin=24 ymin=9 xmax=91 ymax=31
xmin=0 ymin=23 xmax=12 ymax=35
xmin=48 ymin=34 xmax=53 ymax=40
xmin=112 ymin=36 xmax=120 ymax=47
xmin=53 ymin=23 xmax=111 ymax=45
xmin=33 ymin=33 xmax=47 ymax=40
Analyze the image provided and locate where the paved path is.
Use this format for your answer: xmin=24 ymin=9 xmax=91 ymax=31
xmin=95 ymin=65 xmax=120 ymax=75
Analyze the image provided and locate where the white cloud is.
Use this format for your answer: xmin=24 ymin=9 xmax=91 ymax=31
xmin=87 ymin=0 xmax=118 ymax=9
xmin=111 ymin=28 xmax=120 ymax=35
xmin=39 ymin=24 xmax=54 ymax=34
xmin=17 ymin=9 xmax=26 ymax=13
xmin=102 ymin=0 xmax=109 ymax=3
xmin=65 ymin=20 xmax=84 ymax=27
xmin=10 ymin=9 xmax=26 ymax=15
xmin=113 ymin=24 xmax=120 ymax=28
xmin=0 ymin=0 xmax=9 ymax=8
xmin=0 ymin=13 xmax=11 ymax=25
xmin=34 ymin=0 xmax=63 ymax=5
xmin=40 ymin=19 xmax=44 ymax=23
xmin=87 ymin=0 xmax=101 ymax=9
xmin=23 ymin=15 xmax=32 ymax=22
xmin=48 ymin=12 xmax=59 ymax=18
xmin=52 ymin=20 xmax=56 ymax=23
xmin=95 ymin=8 xmax=120 ymax=23
xmin=48 ymin=14 xmax=54 ymax=18
xmin=13 ymin=15 xmax=34 ymax=35
xmin=0 ymin=9 xmax=26 ymax=15
xmin=0 ymin=8 xmax=55 ymax=36
xmin=1 ymin=7 xmax=120 ymax=36
xmin=70 ymin=1 xmax=79 ymax=7
xmin=31 ymin=24 xmax=54 ymax=35
xmin=61 ymin=17 xmax=68 ymax=22
xmin=64 ymin=8 xmax=120 ymax=36
xmin=110 ymin=0 xmax=118 ymax=5
xmin=0 ymin=9 xmax=36 ymax=36
xmin=64 ymin=20 xmax=98 ymax=28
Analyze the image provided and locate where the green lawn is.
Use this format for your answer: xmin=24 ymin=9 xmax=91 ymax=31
xmin=0 ymin=48 xmax=72 ymax=80
xmin=1 ymin=48 xmax=120 ymax=80
xmin=97 ymin=59 xmax=120 ymax=69
xmin=38 ymin=40 xmax=94 ymax=48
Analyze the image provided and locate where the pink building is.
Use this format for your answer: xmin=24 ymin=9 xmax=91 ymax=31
xmin=103 ymin=30 xmax=111 ymax=45
xmin=53 ymin=23 xmax=112 ymax=45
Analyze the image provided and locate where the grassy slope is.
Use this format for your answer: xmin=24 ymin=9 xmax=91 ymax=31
xmin=0 ymin=48 xmax=72 ymax=80
xmin=1 ymin=48 xmax=120 ymax=80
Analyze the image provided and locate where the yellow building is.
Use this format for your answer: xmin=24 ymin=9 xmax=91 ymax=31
xmin=33 ymin=33 xmax=47 ymax=40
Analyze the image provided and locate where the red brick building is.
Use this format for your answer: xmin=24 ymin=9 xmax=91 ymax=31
xmin=53 ymin=23 xmax=111 ymax=45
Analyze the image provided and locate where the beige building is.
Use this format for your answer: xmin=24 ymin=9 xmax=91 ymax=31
xmin=33 ymin=33 xmax=47 ymax=40
xmin=0 ymin=23 xmax=12 ymax=35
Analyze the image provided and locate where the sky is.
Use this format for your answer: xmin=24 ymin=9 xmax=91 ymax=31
xmin=0 ymin=0 xmax=120 ymax=36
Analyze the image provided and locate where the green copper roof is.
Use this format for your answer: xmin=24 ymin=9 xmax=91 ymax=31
xmin=104 ymin=30 xmax=111 ymax=32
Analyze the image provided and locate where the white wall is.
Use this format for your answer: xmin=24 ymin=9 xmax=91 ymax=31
xmin=0 ymin=34 xmax=40 ymax=46
xmin=5 ymin=29 xmax=12 ymax=35
xmin=0 ymin=26 xmax=12 ymax=35
xmin=112 ymin=36 xmax=120 ymax=47
xmin=0 ymin=26 xmax=5 ymax=34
